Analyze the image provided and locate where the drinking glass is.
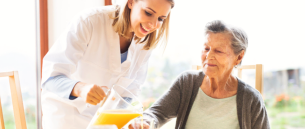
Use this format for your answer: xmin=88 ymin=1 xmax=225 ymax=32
xmin=88 ymin=125 xmax=118 ymax=129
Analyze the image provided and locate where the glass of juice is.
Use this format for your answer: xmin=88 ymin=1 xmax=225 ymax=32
xmin=87 ymin=84 xmax=144 ymax=129
xmin=88 ymin=125 xmax=118 ymax=129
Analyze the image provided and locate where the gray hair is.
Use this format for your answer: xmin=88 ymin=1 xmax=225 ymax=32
xmin=205 ymin=20 xmax=248 ymax=66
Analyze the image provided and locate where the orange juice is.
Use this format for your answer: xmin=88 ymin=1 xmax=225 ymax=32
xmin=141 ymin=115 xmax=144 ymax=129
xmin=93 ymin=109 xmax=141 ymax=129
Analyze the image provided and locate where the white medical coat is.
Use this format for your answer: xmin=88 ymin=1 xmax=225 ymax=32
xmin=41 ymin=6 xmax=152 ymax=129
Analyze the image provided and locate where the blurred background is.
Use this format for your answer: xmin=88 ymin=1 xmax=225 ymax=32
xmin=0 ymin=0 xmax=305 ymax=129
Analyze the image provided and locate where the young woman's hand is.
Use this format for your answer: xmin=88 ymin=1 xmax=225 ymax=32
xmin=71 ymin=82 xmax=108 ymax=105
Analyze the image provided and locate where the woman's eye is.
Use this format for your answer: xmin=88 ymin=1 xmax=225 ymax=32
xmin=216 ymin=50 xmax=222 ymax=53
xmin=158 ymin=18 xmax=164 ymax=22
xmin=205 ymin=48 xmax=209 ymax=51
xmin=145 ymin=11 xmax=152 ymax=16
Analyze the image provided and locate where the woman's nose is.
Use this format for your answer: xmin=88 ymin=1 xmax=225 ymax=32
xmin=206 ymin=51 xmax=214 ymax=59
xmin=148 ymin=18 xmax=158 ymax=29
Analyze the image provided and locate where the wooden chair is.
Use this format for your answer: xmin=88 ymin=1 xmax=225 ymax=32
xmin=192 ymin=64 xmax=263 ymax=94
xmin=0 ymin=71 xmax=27 ymax=129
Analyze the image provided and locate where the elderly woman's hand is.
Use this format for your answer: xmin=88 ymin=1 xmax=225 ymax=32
xmin=128 ymin=120 xmax=150 ymax=129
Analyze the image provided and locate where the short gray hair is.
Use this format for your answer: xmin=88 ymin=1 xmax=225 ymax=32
xmin=205 ymin=20 xmax=248 ymax=66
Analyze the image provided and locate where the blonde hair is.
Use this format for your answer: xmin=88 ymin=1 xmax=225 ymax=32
xmin=112 ymin=0 xmax=174 ymax=50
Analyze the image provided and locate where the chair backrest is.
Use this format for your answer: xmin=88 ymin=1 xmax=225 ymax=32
xmin=0 ymin=71 xmax=27 ymax=129
xmin=192 ymin=64 xmax=263 ymax=95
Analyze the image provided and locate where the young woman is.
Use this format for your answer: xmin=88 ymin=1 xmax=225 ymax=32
xmin=41 ymin=0 xmax=174 ymax=128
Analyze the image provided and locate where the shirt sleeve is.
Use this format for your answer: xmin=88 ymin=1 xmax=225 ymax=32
xmin=251 ymin=93 xmax=271 ymax=128
xmin=41 ymin=13 xmax=92 ymax=86
xmin=42 ymin=75 xmax=79 ymax=100
xmin=42 ymin=50 xmax=129 ymax=100
xmin=143 ymin=74 xmax=183 ymax=128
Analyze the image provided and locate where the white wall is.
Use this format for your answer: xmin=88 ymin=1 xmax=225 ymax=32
xmin=48 ymin=0 xmax=105 ymax=48
xmin=159 ymin=0 xmax=305 ymax=72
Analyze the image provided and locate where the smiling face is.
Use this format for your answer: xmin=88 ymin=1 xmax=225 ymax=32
xmin=128 ymin=0 xmax=172 ymax=38
xmin=201 ymin=32 xmax=242 ymax=78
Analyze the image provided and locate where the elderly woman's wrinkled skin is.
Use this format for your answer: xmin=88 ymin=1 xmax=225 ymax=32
xmin=201 ymin=32 xmax=245 ymax=99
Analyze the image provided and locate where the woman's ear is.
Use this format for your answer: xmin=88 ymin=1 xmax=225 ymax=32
xmin=127 ymin=0 xmax=134 ymax=9
xmin=236 ymin=50 xmax=245 ymax=65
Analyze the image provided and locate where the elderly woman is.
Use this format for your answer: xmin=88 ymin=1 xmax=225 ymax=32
xmin=136 ymin=20 xmax=270 ymax=129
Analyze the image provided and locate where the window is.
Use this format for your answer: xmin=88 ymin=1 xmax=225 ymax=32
xmin=0 ymin=1 xmax=37 ymax=128
xmin=140 ymin=0 xmax=305 ymax=128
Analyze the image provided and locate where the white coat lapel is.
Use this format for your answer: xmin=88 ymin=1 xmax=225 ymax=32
xmin=128 ymin=39 xmax=149 ymax=75
xmin=107 ymin=26 xmax=121 ymax=74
